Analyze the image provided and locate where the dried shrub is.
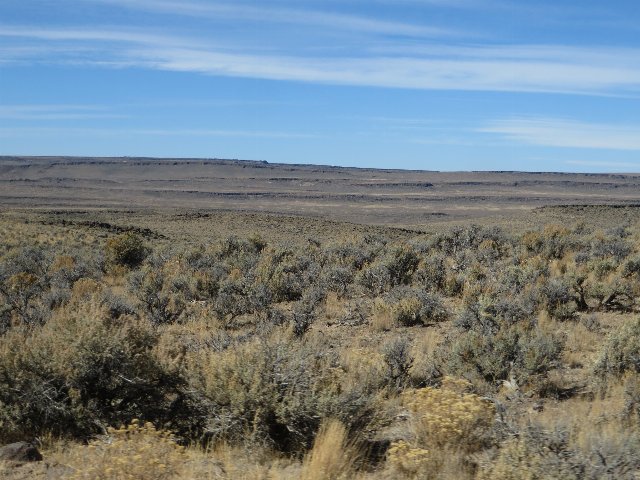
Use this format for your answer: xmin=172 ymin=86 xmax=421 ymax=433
xmin=387 ymin=377 xmax=495 ymax=478
xmin=403 ymin=377 xmax=495 ymax=450
xmin=65 ymin=420 xmax=185 ymax=480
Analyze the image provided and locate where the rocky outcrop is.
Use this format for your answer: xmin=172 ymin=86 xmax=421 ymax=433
xmin=0 ymin=442 xmax=43 ymax=463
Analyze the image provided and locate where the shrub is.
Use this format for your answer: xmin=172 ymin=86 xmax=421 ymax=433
xmin=213 ymin=278 xmax=254 ymax=322
xmin=540 ymin=224 xmax=573 ymax=260
xmin=292 ymin=288 xmax=325 ymax=337
xmin=130 ymin=269 xmax=188 ymax=325
xmin=476 ymin=429 xmax=581 ymax=480
xmin=595 ymin=317 xmax=640 ymax=377
xmin=382 ymin=337 xmax=414 ymax=390
xmin=320 ymin=265 xmax=353 ymax=298
xmin=357 ymin=264 xmax=391 ymax=295
xmin=387 ymin=378 xmax=495 ymax=477
xmin=386 ymin=440 xmax=433 ymax=478
xmin=454 ymin=295 xmax=536 ymax=335
xmin=403 ymin=378 xmax=495 ymax=450
xmin=255 ymin=247 xmax=314 ymax=302
xmin=376 ymin=287 xmax=448 ymax=328
xmin=518 ymin=330 xmax=564 ymax=377
xmin=477 ymin=425 xmax=640 ymax=480
xmin=543 ymin=279 xmax=577 ymax=320
xmin=446 ymin=328 xmax=520 ymax=383
xmin=299 ymin=419 xmax=358 ymax=480
xmin=65 ymin=420 xmax=186 ymax=480
xmin=384 ymin=245 xmax=419 ymax=286
xmin=0 ymin=301 xmax=203 ymax=442
xmin=187 ymin=335 xmax=376 ymax=453
xmin=414 ymin=254 xmax=446 ymax=293
xmin=446 ymin=326 xmax=563 ymax=384
xmin=0 ymin=246 xmax=53 ymax=326
xmin=623 ymin=256 xmax=640 ymax=278
xmin=105 ymin=232 xmax=149 ymax=268
xmin=591 ymin=237 xmax=632 ymax=262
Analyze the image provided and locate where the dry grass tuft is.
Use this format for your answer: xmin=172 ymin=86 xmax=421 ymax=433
xmin=299 ymin=419 xmax=358 ymax=480
xmin=63 ymin=420 xmax=185 ymax=480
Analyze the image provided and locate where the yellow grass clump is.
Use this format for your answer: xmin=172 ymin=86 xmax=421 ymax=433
xmin=299 ymin=419 xmax=358 ymax=480
xmin=65 ymin=420 xmax=185 ymax=480
xmin=403 ymin=377 xmax=495 ymax=449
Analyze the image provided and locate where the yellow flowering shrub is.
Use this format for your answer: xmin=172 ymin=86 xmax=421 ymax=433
xmin=66 ymin=420 xmax=185 ymax=480
xmin=403 ymin=377 xmax=495 ymax=450
xmin=387 ymin=440 xmax=432 ymax=476
xmin=386 ymin=377 xmax=496 ymax=478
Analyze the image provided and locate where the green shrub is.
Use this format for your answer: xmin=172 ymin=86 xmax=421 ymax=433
xmin=129 ymin=268 xmax=188 ymax=325
xmin=477 ymin=425 xmax=640 ymax=480
xmin=543 ymin=279 xmax=577 ymax=320
xmin=384 ymin=245 xmax=419 ymax=286
xmin=376 ymin=287 xmax=448 ymax=327
xmin=0 ymin=246 xmax=53 ymax=326
xmin=105 ymin=232 xmax=149 ymax=268
xmin=414 ymin=254 xmax=446 ymax=293
xmin=446 ymin=326 xmax=563 ymax=384
xmin=188 ymin=334 xmax=376 ymax=453
xmin=595 ymin=317 xmax=640 ymax=377
xmin=255 ymin=247 xmax=314 ymax=302
xmin=382 ymin=337 xmax=414 ymax=390
xmin=0 ymin=300 xmax=204 ymax=442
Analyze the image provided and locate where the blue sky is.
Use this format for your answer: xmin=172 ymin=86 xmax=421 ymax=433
xmin=1 ymin=0 xmax=640 ymax=171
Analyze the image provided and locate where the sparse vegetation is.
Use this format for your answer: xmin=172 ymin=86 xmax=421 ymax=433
xmin=1 ymin=210 xmax=640 ymax=479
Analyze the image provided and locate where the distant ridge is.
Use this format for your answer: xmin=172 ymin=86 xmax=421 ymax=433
xmin=2 ymin=156 xmax=639 ymax=176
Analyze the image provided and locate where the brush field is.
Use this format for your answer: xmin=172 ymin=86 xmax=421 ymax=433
xmin=1 ymin=157 xmax=640 ymax=479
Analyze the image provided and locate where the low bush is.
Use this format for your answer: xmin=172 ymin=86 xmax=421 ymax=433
xmin=446 ymin=326 xmax=563 ymax=385
xmin=105 ymin=232 xmax=149 ymax=269
xmin=0 ymin=300 xmax=204 ymax=442
xmin=374 ymin=287 xmax=448 ymax=328
xmin=595 ymin=317 xmax=640 ymax=377
xmin=64 ymin=420 xmax=186 ymax=480
xmin=186 ymin=333 xmax=377 ymax=453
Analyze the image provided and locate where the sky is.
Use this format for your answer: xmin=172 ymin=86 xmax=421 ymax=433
xmin=1 ymin=0 xmax=640 ymax=172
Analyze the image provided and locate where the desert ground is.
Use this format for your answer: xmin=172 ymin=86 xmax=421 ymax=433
xmin=1 ymin=157 xmax=640 ymax=479
xmin=2 ymin=155 xmax=640 ymax=238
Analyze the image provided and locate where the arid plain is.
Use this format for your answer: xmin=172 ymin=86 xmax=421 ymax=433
xmin=2 ymin=156 xmax=640 ymax=240
xmin=2 ymin=156 xmax=640 ymax=479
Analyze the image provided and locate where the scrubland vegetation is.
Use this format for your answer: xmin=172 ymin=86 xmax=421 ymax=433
xmin=2 ymin=216 xmax=640 ymax=478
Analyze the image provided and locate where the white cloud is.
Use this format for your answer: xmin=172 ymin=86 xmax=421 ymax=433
xmin=482 ymin=118 xmax=640 ymax=150
xmin=2 ymin=25 xmax=640 ymax=96
xmin=0 ymin=25 xmax=199 ymax=47
xmin=88 ymin=0 xmax=454 ymax=38
xmin=0 ymin=104 xmax=126 ymax=120
xmin=123 ymin=46 xmax=640 ymax=95
xmin=0 ymin=126 xmax=319 ymax=139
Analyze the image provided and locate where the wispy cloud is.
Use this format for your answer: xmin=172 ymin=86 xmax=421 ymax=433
xmin=0 ymin=104 xmax=126 ymax=120
xmin=482 ymin=117 xmax=640 ymax=150
xmin=2 ymin=25 xmax=640 ymax=96
xmin=89 ymin=0 xmax=454 ymax=38
xmin=0 ymin=25 xmax=199 ymax=47
xmin=0 ymin=126 xmax=319 ymax=139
